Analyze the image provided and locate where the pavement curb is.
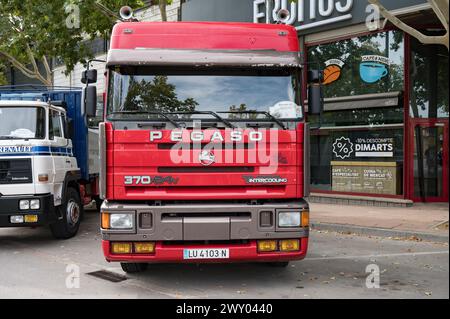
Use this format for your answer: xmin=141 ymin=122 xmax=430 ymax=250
xmin=311 ymin=222 xmax=449 ymax=243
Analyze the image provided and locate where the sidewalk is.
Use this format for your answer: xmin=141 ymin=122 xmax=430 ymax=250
xmin=310 ymin=202 xmax=449 ymax=242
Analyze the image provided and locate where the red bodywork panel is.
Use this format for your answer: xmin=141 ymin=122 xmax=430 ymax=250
xmin=105 ymin=124 xmax=305 ymax=201
xmin=102 ymin=238 xmax=308 ymax=263
xmin=111 ymin=22 xmax=300 ymax=52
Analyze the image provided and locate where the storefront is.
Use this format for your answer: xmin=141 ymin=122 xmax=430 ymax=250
xmin=185 ymin=0 xmax=449 ymax=202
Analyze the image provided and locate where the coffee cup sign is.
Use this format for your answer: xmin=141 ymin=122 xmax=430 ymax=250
xmin=360 ymin=55 xmax=390 ymax=84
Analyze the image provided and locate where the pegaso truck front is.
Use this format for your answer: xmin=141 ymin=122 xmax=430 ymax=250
xmin=96 ymin=9 xmax=323 ymax=273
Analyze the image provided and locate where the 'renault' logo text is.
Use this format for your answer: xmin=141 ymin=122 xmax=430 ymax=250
xmin=0 ymin=146 xmax=32 ymax=153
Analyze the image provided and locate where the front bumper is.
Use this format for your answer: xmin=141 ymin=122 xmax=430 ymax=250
xmin=0 ymin=194 xmax=57 ymax=227
xmin=103 ymin=238 xmax=309 ymax=263
xmin=101 ymin=200 xmax=309 ymax=263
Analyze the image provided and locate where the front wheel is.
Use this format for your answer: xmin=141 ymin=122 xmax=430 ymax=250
xmin=121 ymin=263 xmax=148 ymax=274
xmin=50 ymin=187 xmax=82 ymax=239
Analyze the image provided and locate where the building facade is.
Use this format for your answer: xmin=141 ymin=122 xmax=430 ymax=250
xmin=181 ymin=0 xmax=448 ymax=204
xmin=49 ymin=0 xmax=448 ymax=204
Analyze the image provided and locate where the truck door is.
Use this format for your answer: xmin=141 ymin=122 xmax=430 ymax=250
xmin=49 ymin=109 xmax=68 ymax=205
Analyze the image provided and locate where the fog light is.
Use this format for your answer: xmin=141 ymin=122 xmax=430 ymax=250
xmin=134 ymin=242 xmax=155 ymax=254
xmin=257 ymin=240 xmax=278 ymax=252
xmin=24 ymin=215 xmax=38 ymax=223
xmin=19 ymin=200 xmax=30 ymax=210
xmin=280 ymin=239 xmax=300 ymax=252
xmin=111 ymin=242 xmax=132 ymax=254
xmin=30 ymin=199 xmax=40 ymax=210
xmin=10 ymin=216 xmax=24 ymax=224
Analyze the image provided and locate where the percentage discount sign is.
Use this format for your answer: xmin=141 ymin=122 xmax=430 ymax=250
xmin=333 ymin=137 xmax=354 ymax=159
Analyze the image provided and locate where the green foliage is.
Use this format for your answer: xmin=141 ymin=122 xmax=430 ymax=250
xmin=0 ymin=0 xmax=143 ymax=79
xmin=123 ymin=75 xmax=198 ymax=113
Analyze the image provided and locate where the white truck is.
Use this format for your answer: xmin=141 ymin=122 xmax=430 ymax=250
xmin=0 ymin=88 xmax=99 ymax=239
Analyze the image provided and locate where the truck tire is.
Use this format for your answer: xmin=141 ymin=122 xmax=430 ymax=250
xmin=120 ymin=263 xmax=148 ymax=273
xmin=50 ymin=187 xmax=83 ymax=239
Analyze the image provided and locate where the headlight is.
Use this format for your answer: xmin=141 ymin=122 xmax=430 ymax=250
xmin=109 ymin=213 xmax=134 ymax=229
xmin=278 ymin=212 xmax=301 ymax=228
xmin=30 ymin=199 xmax=40 ymax=210
xmin=19 ymin=200 xmax=30 ymax=210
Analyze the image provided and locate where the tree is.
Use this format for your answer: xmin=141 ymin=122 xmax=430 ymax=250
xmin=0 ymin=0 xmax=143 ymax=86
xmin=123 ymin=75 xmax=198 ymax=113
xmin=368 ymin=0 xmax=449 ymax=50
xmin=147 ymin=0 xmax=173 ymax=22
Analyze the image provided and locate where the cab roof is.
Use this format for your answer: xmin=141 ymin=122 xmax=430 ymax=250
xmin=0 ymin=100 xmax=65 ymax=112
xmin=111 ymin=22 xmax=300 ymax=53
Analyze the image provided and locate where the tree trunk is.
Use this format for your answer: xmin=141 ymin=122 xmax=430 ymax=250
xmin=159 ymin=0 xmax=168 ymax=22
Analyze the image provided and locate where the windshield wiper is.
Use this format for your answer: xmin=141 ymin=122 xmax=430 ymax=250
xmin=0 ymin=135 xmax=23 ymax=140
xmin=218 ymin=111 xmax=287 ymax=130
xmin=168 ymin=111 xmax=236 ymax=129
xmin=108 ymin=111 xmax=181 ymax=128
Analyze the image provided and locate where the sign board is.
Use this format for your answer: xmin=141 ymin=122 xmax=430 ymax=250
xmin=253 ymin=0 xmax=354 ymax=31
xmin=182 ymin=0 xmax=428 ymax=35
xmin=332 ymin=136 xmax=395 ymax=159
xmin=331 ymin=161 xmax=401 ymax=195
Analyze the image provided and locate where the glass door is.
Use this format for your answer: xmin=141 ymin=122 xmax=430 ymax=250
xmin=409 ymin=119 xmax=448 ymax=202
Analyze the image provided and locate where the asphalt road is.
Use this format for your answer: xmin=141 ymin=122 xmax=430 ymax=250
xmin=0 ymin=209 xmax=448 ymax=299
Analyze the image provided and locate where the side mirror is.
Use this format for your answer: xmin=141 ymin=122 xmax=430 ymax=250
xmin=85 ymin=86 xmax=97 ymax=118
xmin=81 ymin=69 xmax=98 ymax=84
xmin=307 ymin=70 xmax=323 ymax=116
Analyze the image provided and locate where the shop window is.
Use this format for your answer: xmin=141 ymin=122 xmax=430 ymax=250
xmin=308 ymin=30 xmax=404 ymax=99
xmin=307 ymin=31 xmax=406 ymax=197
xmin=409 ymin=38 xmax=449 ymax=118
xmin=311 ymin=127 xmax=404 ymax=195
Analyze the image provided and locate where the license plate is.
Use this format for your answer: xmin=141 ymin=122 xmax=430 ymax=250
xmin=183 ymin=248 xmax=230 ymax=260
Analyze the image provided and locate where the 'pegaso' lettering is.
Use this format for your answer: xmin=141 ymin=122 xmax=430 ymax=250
xmin=149 ymin=130 xmax=264 ymax=143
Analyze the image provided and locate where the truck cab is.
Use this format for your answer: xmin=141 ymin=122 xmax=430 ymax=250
xmin=0 ymin=90 xmax=100 ymax=239
xmin=98 ymin=19 xmax=323 ymax=273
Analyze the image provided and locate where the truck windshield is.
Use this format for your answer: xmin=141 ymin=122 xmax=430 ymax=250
xmin=0 ymin=107 xmax=46 ymax=140
xmin=107 ymin=67 xmax=302 ymax=120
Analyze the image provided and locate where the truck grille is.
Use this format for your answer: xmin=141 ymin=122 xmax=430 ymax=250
xmin=0 ymin=159 xmax=33 ymax=184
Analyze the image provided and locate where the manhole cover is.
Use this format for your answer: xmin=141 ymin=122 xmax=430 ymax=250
xmin=87 ymin=270 xmax=128 ymax=283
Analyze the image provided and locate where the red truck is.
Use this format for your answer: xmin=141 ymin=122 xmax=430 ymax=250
xmin=91 ymin=10 xmax=323 ymax=273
